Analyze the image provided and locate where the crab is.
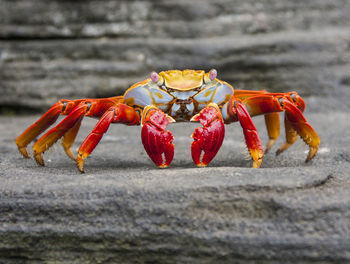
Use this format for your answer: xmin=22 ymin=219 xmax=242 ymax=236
xmin=16 ymin=69 xmax=320 ymax=172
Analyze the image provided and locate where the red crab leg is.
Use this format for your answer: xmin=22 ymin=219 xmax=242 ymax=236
xmin=242 ymin=94 xmax=320 ymax=161
xmin=141 ymin=105 xmax=175 ymax=168
xmin=234 ymin=90 xmax=305 ymax=152
xmin=190 ymin=103 xmax=225 ymax=167
xmin=77 ymin=103 xmax=140 ymax=173
xmin=15 ymin=99 xmax=81 ymax=158
xmin=16 ymin=98 xmax=121 ymax=161
xmin=279 ymin=98 xmax=319 ymax=161
xmin=231 ymin=100 xmax=264 ymax=168
xmin=32 ymin=103 xmax=91 ymax=166
xmin=30 ymin=99 xmax=119 ymax=166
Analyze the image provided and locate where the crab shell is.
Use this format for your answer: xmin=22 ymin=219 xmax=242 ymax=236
xmin=123 ymin=69 xmax=233 ymax=121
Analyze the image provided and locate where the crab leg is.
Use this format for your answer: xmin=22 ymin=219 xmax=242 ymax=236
xmin=234 ymin=90 xmax=305 ymax=152
xmin=32 ymin=103 xmax=91 ymax=166
xmin=242 ymin=94 xmax=320 ymax=161
xmin=26 ymin=99 xmax=119 ymax=166
xmin=275 ymin=115 xmax=299 ymax=156
xmin=77 ymin=103 xmax=140 ymax=173
xmin=190 ymin=103 xmax=225 ymax=167
xmin=231 ymin=100 xmax=264 ymax=168
xmin=264 ymin=112 xmax=280 ymax=153
xmin=15 ymin=99 xmax=81 ymax=158
xmin=141 ymin=105 xmax=175 ymax=168
xmin=61 ymin=118 xmax=83 ymax=160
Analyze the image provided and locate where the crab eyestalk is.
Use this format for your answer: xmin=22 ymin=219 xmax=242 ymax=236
xmin=150 ymin=71 xmax=164 ymax=86
xmin=204 ymin=68 xmax=217 ymax=83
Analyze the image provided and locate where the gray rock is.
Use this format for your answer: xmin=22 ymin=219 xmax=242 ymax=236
xmin=0 ymin=107 xmax=350 ymax=263
xmin=1 ymin=0 xmax=350 ymax=111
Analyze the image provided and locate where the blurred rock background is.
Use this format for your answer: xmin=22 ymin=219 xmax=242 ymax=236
xmin=1 ymin=0 xmax=350 ymax=112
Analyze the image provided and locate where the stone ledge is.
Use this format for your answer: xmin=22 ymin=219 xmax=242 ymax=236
xmin=1 ymin=112 xmax=350 ymax=263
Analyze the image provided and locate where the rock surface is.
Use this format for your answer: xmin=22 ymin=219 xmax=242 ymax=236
xmin=1 ymin=102 xmax=350 ymax=263
xmin=1 ymin=0 xmax=350 ymax=111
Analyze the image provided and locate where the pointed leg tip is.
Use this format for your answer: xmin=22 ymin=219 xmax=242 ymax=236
xmin=252 ymin=159 xmax=262 ymax=168
xmin=34 ymin=153 xmax=45 ymax=166
xmin=157 ymin=164 xmax=169 ymax=169
xmin=265 ymin=139 xmax=277 ymax=154
xmin=195 ymin=163 xmax=208 ymax=168
xmin=305 ymin=146 xmax=318 ymax=163
xmin=77 ymin=163 xmax=85 ymax=173
xmin=76 ymin=155 xmax=85 ymax=173
xmin=275 ymin=143 xmax=292 ymax=156
xmin=63 ymin=147 xmax=76 ymax=161
xmin=18 ymin=147 xmax=30 ymax=159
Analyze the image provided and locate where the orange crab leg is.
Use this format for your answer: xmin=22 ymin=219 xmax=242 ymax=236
xmin=16 ymin=98 xmax=121 ymax=164
xmin=242 ymin=95 xmax=320 ymax=161
xmin=276 ymin=115 xmax=299 ymax=156
xmin=141 ymin=105 xmax=175 ymax=168
xmin=15 ymin=99 xmax=81 ymax=158
xmin=235 ymin=90 xmax=306 ymax=114
xmin=234 ymin=90 xmax=306 ymax=153
xmin=232 ymin=100 xmax=264 ymax=168
xmin=264 ymin=112 xmax=280 ymax=153
xmin=234 ymin=89 xmax=267 ymax=100
xmin=77 ymin=103 xmax=140 ymax=173
xmin=32 ymin=103 xmax=91 ymax=166
xmin=280 ymin=98 xmax=319 ymax=161
xmin=29 ymin=99 xmax=119 ymax=165
xmin=61 ymin=118 xmax=83 ymax=160
xmin=190 ymin=103 xmax=225 ymax=167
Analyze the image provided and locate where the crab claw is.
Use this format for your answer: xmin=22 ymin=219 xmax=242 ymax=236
xmin=141 ymin=105 xmax=175 ymax=168
xmin=190 ymin=103 xmax=225 ymax=167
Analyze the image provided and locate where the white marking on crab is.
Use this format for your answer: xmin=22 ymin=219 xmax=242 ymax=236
xmin=212 ymin=83 xmax=233 ymax=104
xmin=171 ymin=104 xmax=181 ymax=116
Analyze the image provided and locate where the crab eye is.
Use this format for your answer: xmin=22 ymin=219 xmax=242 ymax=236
xmin=150 ymin=71 xmax=159 ymax=83
xmin=209 ymin=68 xmax=217 ymax=81
xmin=204 ymin=68 xmax=218 ymax=83
xmin=150 ymin=71 xmax=164 ymax=86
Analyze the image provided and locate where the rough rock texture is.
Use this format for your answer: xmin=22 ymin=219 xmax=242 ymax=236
xmin=1 ymin=101 xmax=350 ymax=263
xmin=1 ymin=0 xmax=350 ymax=111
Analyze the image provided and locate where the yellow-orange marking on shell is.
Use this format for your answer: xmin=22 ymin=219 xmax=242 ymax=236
xmin=159 ymin=70 xmax=205 ymax=91
xmin=204 ymin=90 xmax=212 ymax=97
xmin=155 ymin=92 xmax=163 ymax=99
xmin=124 ymin=97 xmax=135 ymax=106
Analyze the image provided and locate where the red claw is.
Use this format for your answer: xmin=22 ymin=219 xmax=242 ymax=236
xmin=141 ymin=106 xmax=175 ymax=168
xmin=191 ymin=103 xmax=225 ymax=167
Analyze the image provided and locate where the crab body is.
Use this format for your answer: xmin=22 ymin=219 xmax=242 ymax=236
xmin=123 ymin=69 xmax=233 ymax=121
xmin=16 ymin=69 xmax=320 ymax=172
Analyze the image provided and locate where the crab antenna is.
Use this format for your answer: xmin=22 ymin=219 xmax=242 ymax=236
xmin=150 ymin=71 xmax=159 ymax=83
xmin=209 ymin=69 xmax=217 ymax=81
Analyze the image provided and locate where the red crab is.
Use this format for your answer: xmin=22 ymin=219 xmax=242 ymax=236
xmin=16 ymin=69 xmax=320 ymax=172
